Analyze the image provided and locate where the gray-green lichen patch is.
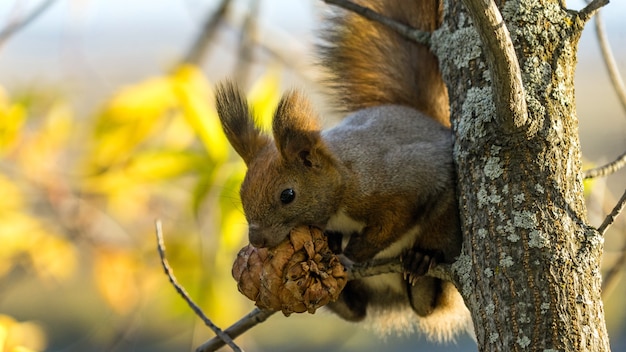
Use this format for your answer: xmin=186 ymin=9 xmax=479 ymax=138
xmin=517 ymin=335 xmax=531 ymax=348
xmin=500 ymin=255 xmax=514 ymax=268
xmin=535 ymin=184 xmax=545 ymax=194
xmin=456 ymin=86 xmax=496 ymax=144
xmin=489 ymin=332 xmax=500 ymax=343
xmin=496 ymin=221 xmax=515 ymax=237
xmin=507 ymin=232 xmax=521 ymax=243
xmin=528 ymin=229 xmax=549 ymax=248
xmin=431 ymin=26 xmax=482 ymax=70
xmin=477 ymin=185 xmax=503 ymax=208
xmin=484 ymin=156 xmax=504 ymax=180
xmin=485 ymin=302 xmax=495 ymax=314
xmin=452 ymin=253 xmax=474 ymax=297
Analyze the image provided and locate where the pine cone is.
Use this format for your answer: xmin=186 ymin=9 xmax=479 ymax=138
xmin=232 ymin=226 xmax=347 ymax=316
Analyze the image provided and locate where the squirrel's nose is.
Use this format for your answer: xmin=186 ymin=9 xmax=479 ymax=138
xmin=248 ymin=224 xmax=267 ymax=248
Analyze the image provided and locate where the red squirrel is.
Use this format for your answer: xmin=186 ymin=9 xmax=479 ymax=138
xmin=215 ymin=0 xmax=473 ymax=342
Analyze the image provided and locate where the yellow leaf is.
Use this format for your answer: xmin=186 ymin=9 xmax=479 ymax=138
xmin=171 ymin=65 xmax=229 ymax=163
xmin=0 ymin=212 xmax=40 ymax=277
xmin=160 ymin=111 xmax=196 ymax=149
xmin=99 ymin=76 xmax=176 ymax=124
xmin=0 ymin=87 xmax=27 ymax=154
xmin=247 ymin=69 xmax=282 ymax=132
xmin=0 ymin=315 xmax=47 ymax=352
xmin=123 ymin=150 xmax=204 ymax=181
xmin=0 ymin=174 xmax=24 ymax=212
xmin=18 ymin=101 xmax=73 ymax=176
xmin=88 ymin=76 xmax=175 ymax=169
xmin=94 ymin=248 xmax=140 ymax=314
xmin=0 ymin=174 xmax=76 ymax=281
xmin=28 ymin=230 xmax=77 ymax=281
xmin=220 ymin=209 xmax=247 ymax=253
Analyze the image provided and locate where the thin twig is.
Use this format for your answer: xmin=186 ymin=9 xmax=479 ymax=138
xmin=597 ymin=188 xmax=626 ymax=236
xmin=0 ymin=0 xmax=59 ymax=49
xmin=196 ymin=308 xmax=275 ymax=352
xmin=179 ymin=0 xmax=231 ymax=67
xmin=584 ymin=150 xmax=626 ymax=179
xmin=578 ymin=0 xmax=610 ymax=23
xmin=155 ymin=220 xmax=242 ymax=352
xmin=596 ymin=182 xmax=625 ymax=309
xmin=322 ymin=0 xmax=431 ymax=46
xmin=592 ymin=8 xmax=626 ymax=115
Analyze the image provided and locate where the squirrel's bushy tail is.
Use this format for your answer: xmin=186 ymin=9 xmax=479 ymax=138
xmin=319 ymin=0 xmax=449 ymax=126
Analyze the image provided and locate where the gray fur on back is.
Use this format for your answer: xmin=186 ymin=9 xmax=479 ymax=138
xmin=322 ymin=105 xmax=454 ymax=198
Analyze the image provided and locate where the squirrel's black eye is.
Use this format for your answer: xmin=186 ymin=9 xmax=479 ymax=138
xmin=280 ymin=189 xmax=296 ymax=204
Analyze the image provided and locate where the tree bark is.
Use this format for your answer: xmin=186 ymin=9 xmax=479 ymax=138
xmin=432 ymin=0 xmax=611 ymax=350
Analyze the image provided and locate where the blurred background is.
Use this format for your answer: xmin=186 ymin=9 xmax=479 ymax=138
xmin=0 ymin=0 xmax=624 ymax=351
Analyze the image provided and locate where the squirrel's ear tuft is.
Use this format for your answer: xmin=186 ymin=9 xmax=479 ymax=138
xmin=215 ymin=81 xmax=270 ymax=165
xmin=272 ymin=90 xmax=324 ymax=166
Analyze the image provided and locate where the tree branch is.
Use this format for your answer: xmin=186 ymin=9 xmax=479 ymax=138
xmin=195 ymin=308 xmax=275 ymax=352
xmin=578 ymin=0 xmax=610 ymax=23
xmin=584 ymin=150 xmax=626 ymax=179
xmin=0 ymin=0 xmax=59 ymax=49
xmin=600 ymin=188 xmax=626 ymax=294
xmin=155 ymin=220 xmax=242 ymax=352
xmin=591 ymin=8 xmax=626 ymax=115
xmin=322 ymin=0 xmax=431 ymax=46
xmin=461 ymin=0 xmax=529 ymax=134
xmin=179 ymin=0 xmax=231 ymax=67
xmin=597 ymin=188 xmax=626 ymax=236
xmin=234 ymin=0 xmax=261 ymax=86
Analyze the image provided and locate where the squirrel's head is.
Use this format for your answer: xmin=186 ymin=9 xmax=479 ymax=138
xmin=215 ymin=81 xmax=344 ymax=248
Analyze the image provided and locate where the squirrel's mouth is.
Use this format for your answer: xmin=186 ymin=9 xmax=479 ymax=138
xmin=247 ymin=223 xmax=291 ymax=249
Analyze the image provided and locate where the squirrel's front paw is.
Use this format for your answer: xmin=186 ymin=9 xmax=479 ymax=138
xmin=401 ymin=248 xmax=442 ymax=286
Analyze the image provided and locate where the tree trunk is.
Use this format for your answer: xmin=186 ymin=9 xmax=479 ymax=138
xmin=432 ymin=0 xmax=611 ymax=350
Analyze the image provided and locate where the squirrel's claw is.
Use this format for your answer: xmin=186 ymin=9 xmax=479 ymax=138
xmin=401 ymin=248 xmax=442 ymax=285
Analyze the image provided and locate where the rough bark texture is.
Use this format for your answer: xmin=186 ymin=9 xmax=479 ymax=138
xmin=431 ymin=0 xmax=610 ymax=350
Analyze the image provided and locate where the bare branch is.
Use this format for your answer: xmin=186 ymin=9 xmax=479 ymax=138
xmin=0 ymin=0 xmax=59 ymax=49
xmin=347 ymin=256 xmax=454 ymax=282
xmin=155 ymin=220 xmax=242 ymax=352
xmin=578 ymin=0 xmax=610 ymax=23
xmin=584 ymin=150 xmax=626 ymax=179
xmin=592 ymin=9 xmax=626 ymax=115
xmin=179 ymin=0 xmax=231 ymax=67
xmin=345 ymin=256 xmax=403 ymax=280
xmin=196 ymin=308 xmax=275 ymax=352
xmin=597 ymin=188 xmax=626 ymax=236
xmin=234 ymin=0 xmax=261 ymax=86
xmin=461 ymin=0 xmax=529 ymax=134
xmin=322 ymin=0 xmax=430 ymax=46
